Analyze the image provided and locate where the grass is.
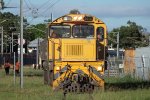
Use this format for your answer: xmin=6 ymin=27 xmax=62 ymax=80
xmin=105 ymin=75 xmax=142 ymax=83
xmin=0 ymin=67 xmax=150 ymax=100
xmin=105 ymin=75 xmax=150 ymax=90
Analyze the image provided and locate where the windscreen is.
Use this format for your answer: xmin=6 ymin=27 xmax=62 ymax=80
xmin=73 ymin=25 xmax=94 ymax=38
xmin=49 ymin=25 xmax=71 ymax=38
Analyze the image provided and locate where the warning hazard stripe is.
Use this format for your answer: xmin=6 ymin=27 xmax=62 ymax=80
xmin=53 ymin=66 xmax=104 ymax=81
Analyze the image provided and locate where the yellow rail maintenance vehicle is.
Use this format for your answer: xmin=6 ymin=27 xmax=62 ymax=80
xmin=42 ymin=13 xmax=108 ymax=93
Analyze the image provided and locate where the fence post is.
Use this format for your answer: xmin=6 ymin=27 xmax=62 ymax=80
xmin=141 ymin=55 xmax=145 ymax=80
xmin=14 ymin=52 xmax=16 ymax=85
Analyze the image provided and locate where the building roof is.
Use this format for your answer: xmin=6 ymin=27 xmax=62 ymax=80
xmin=28 ymin=38 xmax=44 ymax=48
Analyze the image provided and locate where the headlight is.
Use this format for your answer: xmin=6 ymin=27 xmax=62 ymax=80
xmin=73 ymin=16 xmax=83 ymax=21
xmin=56 ymin=66 xmax=61 ymax=71
xmin=98 ymin=66 xmax=103 ymax=71
xmin=63 ymin=16 xmax=72 ymax=21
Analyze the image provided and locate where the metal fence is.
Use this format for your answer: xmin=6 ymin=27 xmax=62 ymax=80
xmin=134 ymin=56 xmax=150 ymax=80
xmin=105 ymin=56 xmax=124 ymax=77
xmin=0 ymin=52 xmax=36 ymax=67
xmin=105 ymin=55 xmax=150 ymax=81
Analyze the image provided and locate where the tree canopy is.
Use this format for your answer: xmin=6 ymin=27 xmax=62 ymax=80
xmin=0 ymin=12 xmax=20 ymax=33
xmin=0 ymin=12 xmax=46 ymax=52
xmin=0 ymin=12 xmax=46 ymax=41
xmin=25 ymin=23 xmax=46 ymax=41
xmin=108 ymin=20 xmax=148 ymax=48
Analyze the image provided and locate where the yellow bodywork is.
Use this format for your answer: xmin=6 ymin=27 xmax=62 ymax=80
xmin=49 ymin=39 xmax=96 ymax=61
xmin=52 ymin=61 xmax=105 ymax=90
xmin=47 ymin=14 xmax=107 ymax=91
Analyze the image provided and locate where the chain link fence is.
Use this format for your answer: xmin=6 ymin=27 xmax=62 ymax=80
xmin=105 ymin=50 xmax=150 ymax=81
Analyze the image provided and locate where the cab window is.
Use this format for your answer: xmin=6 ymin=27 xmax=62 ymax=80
xmin=73 ymin=25 xmax=94 ymax=38
xmin=97 ymin=27 xmax=104 ymax=41
xmin=49 ymin=25 xmax=71 ymax=38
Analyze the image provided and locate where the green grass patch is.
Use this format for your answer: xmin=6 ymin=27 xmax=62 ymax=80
xmin=105 ymin=75 xmax=150 ymax=90
xmin=105 ymin=75 xmax=142 ymax=83
xmin=0 ymin=67 xmax=150 ymax=100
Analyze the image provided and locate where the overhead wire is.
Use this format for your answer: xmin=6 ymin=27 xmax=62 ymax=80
xmin=23 ymin=9 xmax=31 ymax=13
xmin=39 ymin=0 xmax=61 ymax=23
xmin=23 ymin=0 xmax=62 ymax=25
xmin=23 ymin=0 xmax=52 ymax=18
xmin=24 ymin=0 xmax=32 ymax=10
xmin=46 ymin=0 xmax=61 ymax=17
xmin=24 ymin=0 xmax=40 ymax=21
xmin=38 ymin=0 xmax=53 ymax=10
xmin=5 ymin=0 xmax=12 ymax=6
xmin=27 ymin=0 xmax=35 ymax=8
xmin=24 ymin=0 xmax=61 ymax=17
xmin=38 ymin=0 xmax=61 ymax=17
xmin=37 ymin=0 xmax=56 ymax=15
xmin=23 ymin=0 xmax=32 ymax=22
xmin=25 ymin=17 xmax=36 ymax=27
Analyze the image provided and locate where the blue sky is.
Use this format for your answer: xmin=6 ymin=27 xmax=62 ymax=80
xmin=2 ymin=0 xmax=150 ymax=32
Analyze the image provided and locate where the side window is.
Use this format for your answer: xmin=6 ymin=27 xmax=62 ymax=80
xmin=97 ymin=27 xmax=104 ymax=41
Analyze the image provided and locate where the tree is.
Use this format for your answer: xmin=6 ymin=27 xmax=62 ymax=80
xmin=0 ymin=12 xmax=19 ymax=33
xmin=25 ymin=23 xmax=46 ymax=41
xmin=0 ymin=11 xmax=47 ymax=53
xmin=69 ymin=9 xmax=81 ymax=14
xmin=108 ymin=20 xmax=148 ymax=48
xmin=0 ymin=12 xmax=30 ymax=52
xmin=0 ymin=12 xmax=18 ymax=52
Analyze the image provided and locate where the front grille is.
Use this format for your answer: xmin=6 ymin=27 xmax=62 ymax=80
xmin=65 ymin=44 xmax=83 ymax=56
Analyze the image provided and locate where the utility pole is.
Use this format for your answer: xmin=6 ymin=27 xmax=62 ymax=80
xmin=51 ymin=13 xmax=53 ymax=22
xmin=117 ymin=32 xmax=119 ymax=58
xmin=149 ymin=36 xmax=150 ymax=46
xmin=20 ymin=0 xmax=23 ymax=89
xmin=109 ymin=32 xmax=120 ymax=58
xmin=36 ymin=38 xmax=39 ymax=68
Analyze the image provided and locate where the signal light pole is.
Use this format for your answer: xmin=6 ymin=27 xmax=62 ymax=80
xmin=0 ymin=26 xmax=3 ymax=54
xmin=0 ymin=20 xmax=7 ymax=55
xmin=109 ymin=31 xmax=120 ymax=58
